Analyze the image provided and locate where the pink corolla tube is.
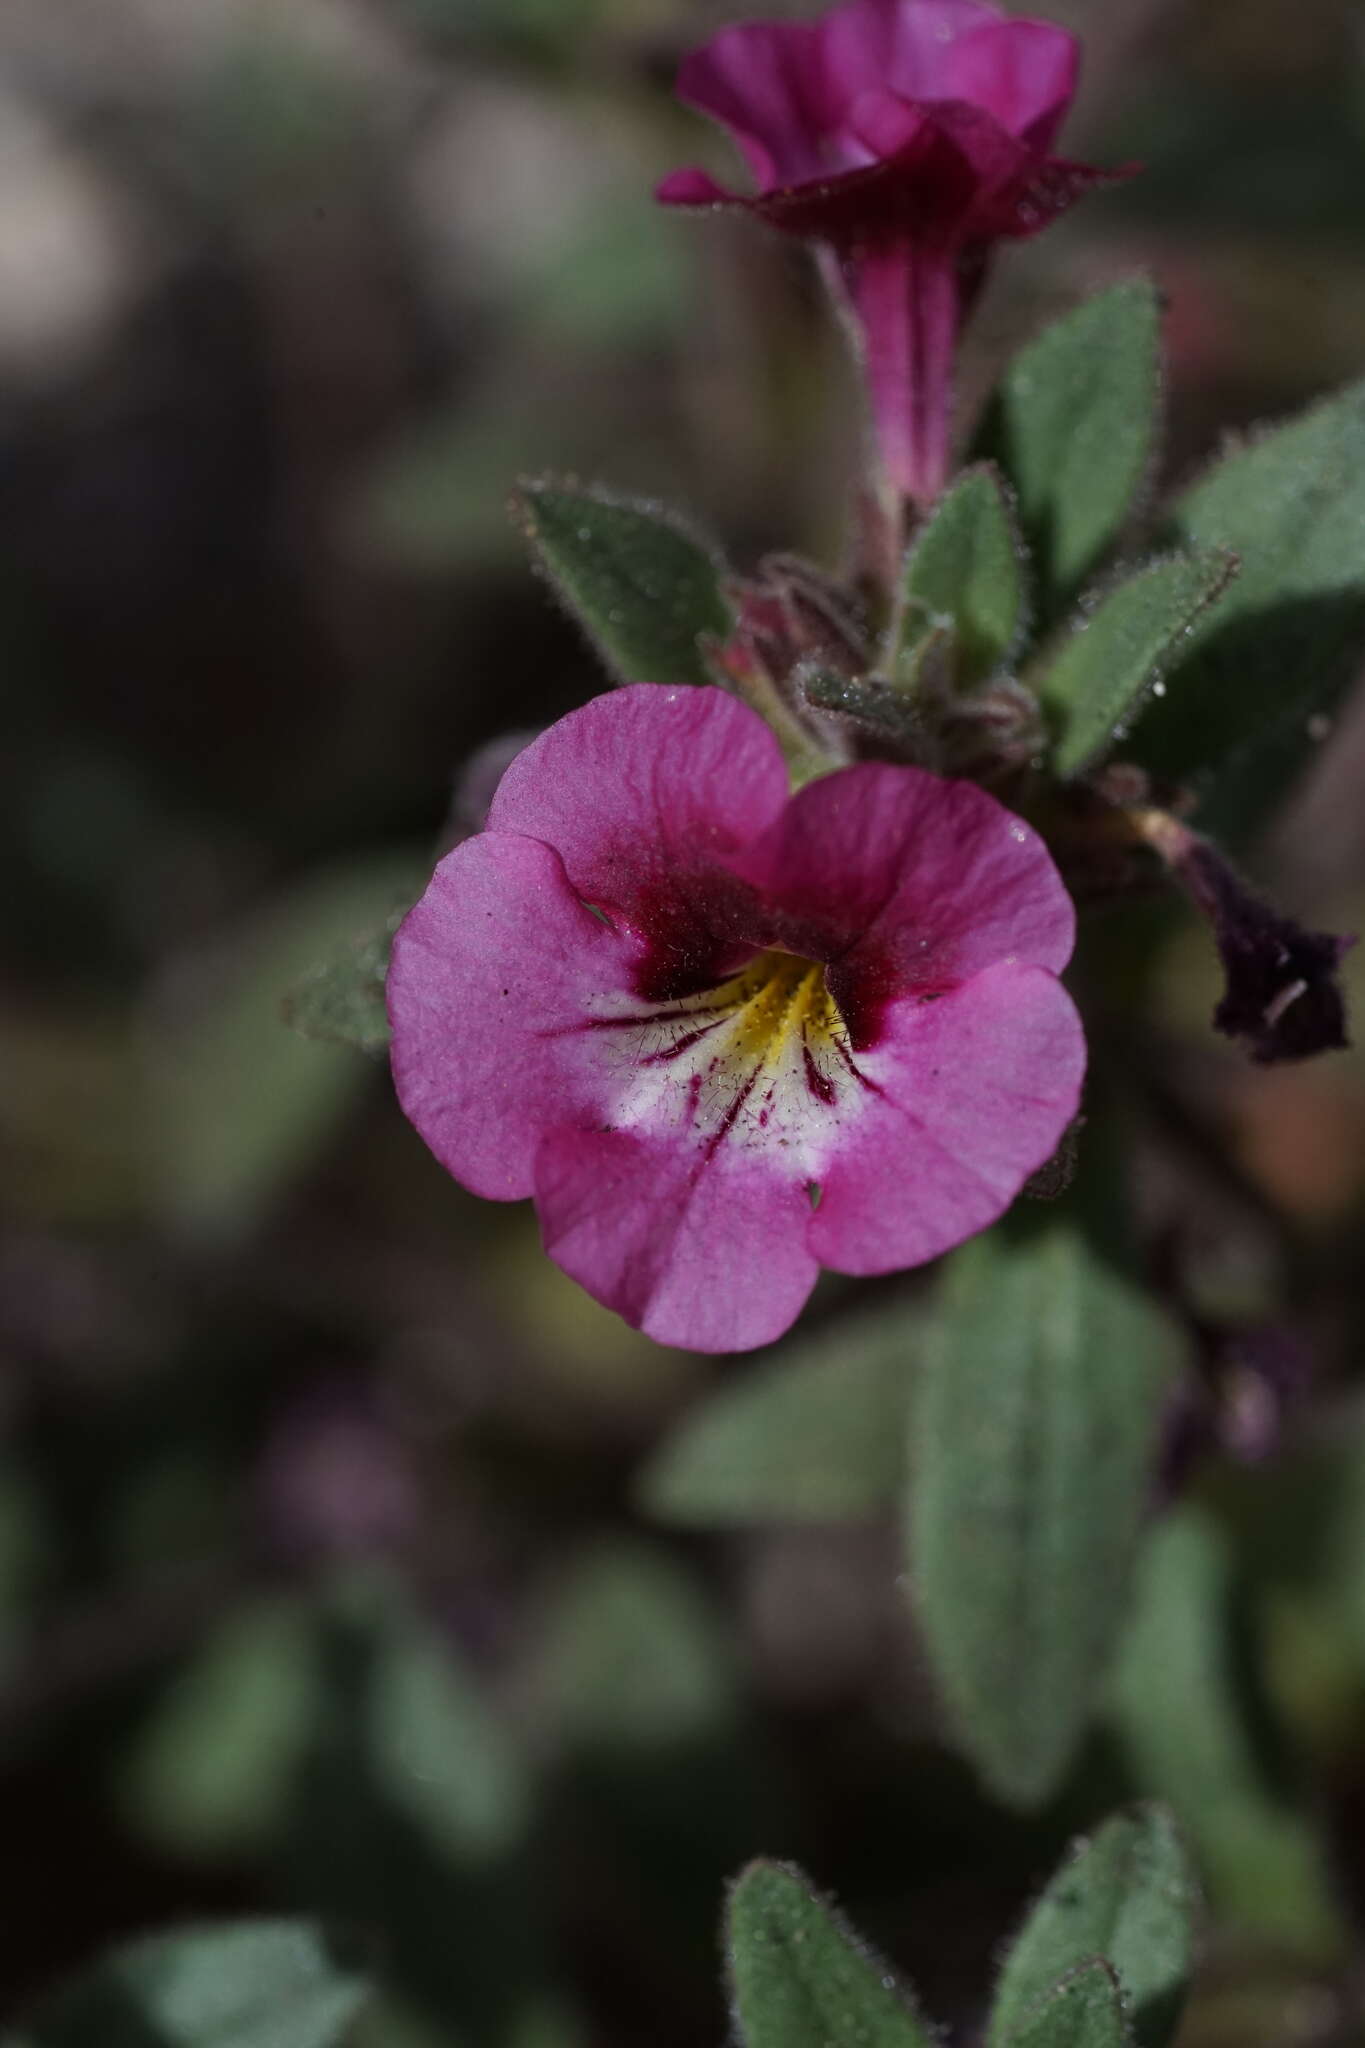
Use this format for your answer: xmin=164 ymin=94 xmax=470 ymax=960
xmin=388 ymin=685 xmax=1085 ymax=1353
xmin=658 ymin=0 xmax=1124 ymax=504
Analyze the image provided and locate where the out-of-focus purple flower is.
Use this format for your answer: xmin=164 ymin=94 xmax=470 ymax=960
xmin=659 ymin=0 xmax=1123 ymax=502
xmin=387 ymin=684 xmax=1084 ymax=1353
xmin=1159 ymin=1320 xmax=1314 ymax=1497
xmin=259 ymin=1387 xmax=417 ymax=1562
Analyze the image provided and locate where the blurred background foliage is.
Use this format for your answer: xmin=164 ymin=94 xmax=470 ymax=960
xmin=7 ymin=0 xmax=1365 ymax=2043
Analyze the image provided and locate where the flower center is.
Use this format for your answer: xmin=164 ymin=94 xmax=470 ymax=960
xmin=721 ymin=951 xmax=844 ymax=1088
xmin=584 ymin=948 xmax=869 ymax=1163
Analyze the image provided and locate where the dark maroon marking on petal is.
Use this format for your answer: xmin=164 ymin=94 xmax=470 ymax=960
xmin=802 ymin=1040 xmax=837 ymax=1106
xmin=828 ymin=1034 xmax=880 ymax=1095
xmin=825 ymin=957 xmax=893 ymax=1052
xmin=570 ymin=1000 xmax=733 ymax=1033
xmin=540 ymin=1001 xmax=735 ymax=1045
xmin=638 ymin=1021 xmax=730 ymax=1064
xmin=620 ymin=869 xmax=774 ymax=1005
xmin=701 ymin=1061 xmax=766 ymax=1163
xmin=826 ymin=945 xmax=953 ymax=1052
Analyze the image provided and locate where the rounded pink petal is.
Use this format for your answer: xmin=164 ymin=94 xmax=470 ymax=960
xmin=820 ymin=0 xmax=1007 ymax=109
xmin=811 ymin=962 xmax=1085 ymax=1274
xmin=487 ymin=683 xmax=791 ymax=928
xmin=656 ymin=166 xmax=739 ymax=208
xmin=844 ymin=86 xmax=932 ymax=162
xmin=387 ymin=832 xmax=632 ymax=1200
xmin=533 ymin=1127 xmax=819 ymax=1354
xmin=729 ymin=761 xmax=1076 ymax=992
xmin=939 ymin=18 xmax=1080 ymax=147
xmin=675 ymin=21 xmax=830 ymax=190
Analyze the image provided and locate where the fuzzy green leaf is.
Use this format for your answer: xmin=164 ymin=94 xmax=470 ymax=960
xmin=281 ymin=1573 xmax=538 ymax=2040
xmin=976 ymin=280 xmax=1161 ymax=616
xmin=1039 ymin=551 xmax=1238 ymax=778
xmin=1008 ymin=1961 xmax=1130 ymax=2048
xmin=1110 ymin=1509 xmax=1343 ymax=1956
xmin=119 ymin=1597 xmax=323 ymax=1860
xmin=538 ymin=1542 xmax=739 ymax=1751
xmin=513 ymin=478 xmax=730 ymax=687
xmin=989 ymin=1808 xmax=1197 ymax=2048
xmin=1129 ymin=377 xmax=1365 ymax=837
xmin=637 ymin=1302 xmax=918 ymax=1525
xmin=365 ymin=1586 xmax=532 ymax=1864
xmin=803 ymin=669 xmax=926 ymax=750
xmin=283 ymin=921 xmax=396 ymax=1057
xmin=896 ymin=464 xmax=1025 ymax=688
xmin=152 ymin=857 xmax=416 ymax=1240
xmin=728 ymin=1860 xmax=935 ymax=2048
xmin=5 ymin=1922 xmax=368 ymax=2048
xmin=909 ymin=1214 xmax=1183 ymax=1808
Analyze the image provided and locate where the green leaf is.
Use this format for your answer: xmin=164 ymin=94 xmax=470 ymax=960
xmin=538 ymin=1541 xmax=738 ymax=1751
xmin=989 ymin=1808 xmax=1197 ymax=2048
xmin=803 ymin=670 xmax=926 ymax=751
xmin=148 ymin=856 xmax=415 ymax=1241
xmin=537 ymin=1543 xmax=772 ymax=1967
xmin=1008 ymin=1960 xmax=1130 ymax=2048
xmin=896 ymin=464 xmax=1026 ymax=689
xmin=1128 ymin=377 xmax=1365 ymax=837
xmin=364 ymin=1586 xmax=531 ymax=1865
xmin=976 ymin=280 xmax=1161 ymax=615
xmin=6 ymin=1921 xmax=368 ymax=2048
xmin=908 ymin=1212 xmax=1183 ymax=1808
xmin=282 ymin=919 xmax=397 ymax=1058
xmin=636 ymin=1301 xmax=918 ymax=1525
xmin=1109 ymin=1508 xmax=1344 ymax=1957
xmin=1038 ymin=550 xmax=1238 ymax=777
xmin=284 ymin=1572 xmax=538 ymax=2040
xmin=512 ymin=477 xmax=731 ymax=687
xmin=119 ymin=1596 xmax=322 ymax=1860
xmin=727 ymin=1860 xmax=935 ymax=2048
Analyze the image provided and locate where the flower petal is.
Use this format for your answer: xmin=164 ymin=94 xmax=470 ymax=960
xmin=729 ymin=761 xmax=1076 ymax=1016
xmin=656 ymin=165 xmax=739 ymax=208
xmin=844 ymin=86 xmax=936 ymax=162
xmin=674 ymin=20 xmax=831 ymax=188
xmin=534 ymin=1126 xmax=820 ymax=1353
xmin=827 ymin=217 xmax=963 ymax=499
xmin=810 ymin=961 xmax=1086 ymax=1274
xmin=387 ymin=831 xmax=633 ymax=1200
xmin=820 ymin=0 xmax=1008 ymax=109
xmin=701 ymin=104 xmax=983 ymax=243
xmin=973 ymin=153 xmax=1133 ymax=241
xmin=487 ymin=684 xmax=790 ymax=930
xmin=938 ymin=18 xmax=1080 ymax=148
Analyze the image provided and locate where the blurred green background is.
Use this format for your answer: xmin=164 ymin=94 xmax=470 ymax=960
xmin=7 ymin=1 xmax=1365 ymax=2043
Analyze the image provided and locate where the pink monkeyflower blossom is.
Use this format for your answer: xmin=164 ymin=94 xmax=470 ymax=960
xmin=388 ymin=685 xmax=1085 ymax=1354
xmin=658 ymin=0 xmax=1122 ymax=504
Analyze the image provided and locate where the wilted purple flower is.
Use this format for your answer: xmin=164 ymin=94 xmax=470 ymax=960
xmin=1177 ymin=839 xmax=1352 ymax=1065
